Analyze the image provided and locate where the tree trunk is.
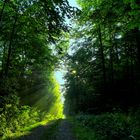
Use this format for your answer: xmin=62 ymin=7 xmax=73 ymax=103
xmin=0 ymin=41 xmax=7 ymax=76
xmin=109 ymin=29 xmax=114 ymax=85
xmin=0 ymin=0 xmax=6 ymax=22
xmin=5 ymin=15 xmax=18 ymax=76
xmin=98 ymin=24 xmax=106 ymax=86
xmin=133 ymin=28 xmax=140 ymax=65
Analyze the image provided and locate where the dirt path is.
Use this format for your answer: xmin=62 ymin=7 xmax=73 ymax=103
xmin=18 ymin=121 xmax=55 ymax=140
xmin=19 ymin=125 xmax=48 ymax=140
xmin=17 ymin=119 xmax=75 ymax=140
xmin=55 ymin=119 xmax=75 ymax=140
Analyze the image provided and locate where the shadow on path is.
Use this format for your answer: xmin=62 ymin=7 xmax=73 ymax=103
xmin=14 ymin=120 xmax=59 ymax=140
xmin=9 ymin=119 xmax=75 ymax=140
xmin=55 ymin=119 xmax=75 ymax=140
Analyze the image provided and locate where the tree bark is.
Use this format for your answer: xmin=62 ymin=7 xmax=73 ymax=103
xmin=5 ymin=15 xmax=18 ymax=76
xmin=133 ymin=28 xmax=140 ymax=65
xmin=98 ymin=24 xmax=106 ymax=86
xmin=0 ymin=41 xmax=7 ymax=76
xmin=0 ymin=0 xmax=6 ymax=23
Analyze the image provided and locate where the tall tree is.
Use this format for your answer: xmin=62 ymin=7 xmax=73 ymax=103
xmin=0 ymin=0 xmax=72 ymax=111
xmin=64 ymin=0 xmax=140 ymax=115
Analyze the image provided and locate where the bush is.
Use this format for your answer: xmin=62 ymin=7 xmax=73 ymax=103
xmin=75 ymin=112 xmax=138 ymax=140
xmin=0 ymin=94 xmax=46 ymax=139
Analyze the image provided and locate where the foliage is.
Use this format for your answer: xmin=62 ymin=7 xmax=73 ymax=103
xmin=46 ymin=73 xmax=64 ymax=118
xmin=0 ymin=0 xmax=72 ymax=138
xmin=0 ymin=94 xmax=63 ymax=139
xmin=71 ymin=119 xmax=97 ymax=140
xmin=0 ymin=95 xmax=38 ymax=138
xmin=64 ymin=0 xmax=140 ymax=115
xmin=73 ymin=112 xmax=140 ymax=140
xmin=0 ymin=0 xmax=72 ymax=102
xmin=0 ymin=0 xmax=139 ymax=138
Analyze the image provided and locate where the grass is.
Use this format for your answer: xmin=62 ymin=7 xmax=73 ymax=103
xmin=1 ymin=120 xmax=49 ymax=140
xmin=21 ymin=119 xmax=50 ymax=132
xmin=68 ymin=112 xmax=140 ymax=140
xmin=2 ymin=117 xmax=60 ymax=140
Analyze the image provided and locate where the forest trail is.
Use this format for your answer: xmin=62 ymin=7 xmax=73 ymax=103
xmin=17 ymin=119 xmax=75 ymax=140
xmin=55 ymin=119 xmax=75 ymax=140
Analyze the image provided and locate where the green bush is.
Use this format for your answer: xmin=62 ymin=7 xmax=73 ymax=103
xmin=0 ymin=95 xmax=46 ymax=139
xmin=72 ymin=120 xmax=97 ymax=140
xmin=75 ymin=112 xmax=139 ymax=140
xmin=128 ymin=108 xmax=140 ymax=139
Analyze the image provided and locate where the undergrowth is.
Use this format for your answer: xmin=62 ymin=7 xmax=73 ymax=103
xmin=71 ymin=121 xmax=96 ymax=140
xmin=0 ymin=95 xmax=63 ymax=140
xmin=71 ymin=111 xmax=140 ymax=140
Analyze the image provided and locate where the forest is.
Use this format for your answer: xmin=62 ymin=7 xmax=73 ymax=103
xmin=0 ymin=0 xmax=140 ymax=140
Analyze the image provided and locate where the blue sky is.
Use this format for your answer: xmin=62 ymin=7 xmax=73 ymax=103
xmin=55 ymin=70 xmax=66 ymax=85
xmin=68 ymin=0 xmax=78 ymax=7
xmin=55 ymin=0 xmax=79 ymax=86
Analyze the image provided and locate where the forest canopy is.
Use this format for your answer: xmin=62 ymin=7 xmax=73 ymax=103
xmin=0 ymin=0 xmax=140 ymax=139
xmin=0 ymin=0 xmax=73 ymax=137
xmin=64 ymin=0 xmax=140 ymax=114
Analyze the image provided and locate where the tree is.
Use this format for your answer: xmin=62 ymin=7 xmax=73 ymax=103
xmin=0 ymin=0 xmax=72 ymax=113
xmin=64 ymin=0 xmax=140 ymax=115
